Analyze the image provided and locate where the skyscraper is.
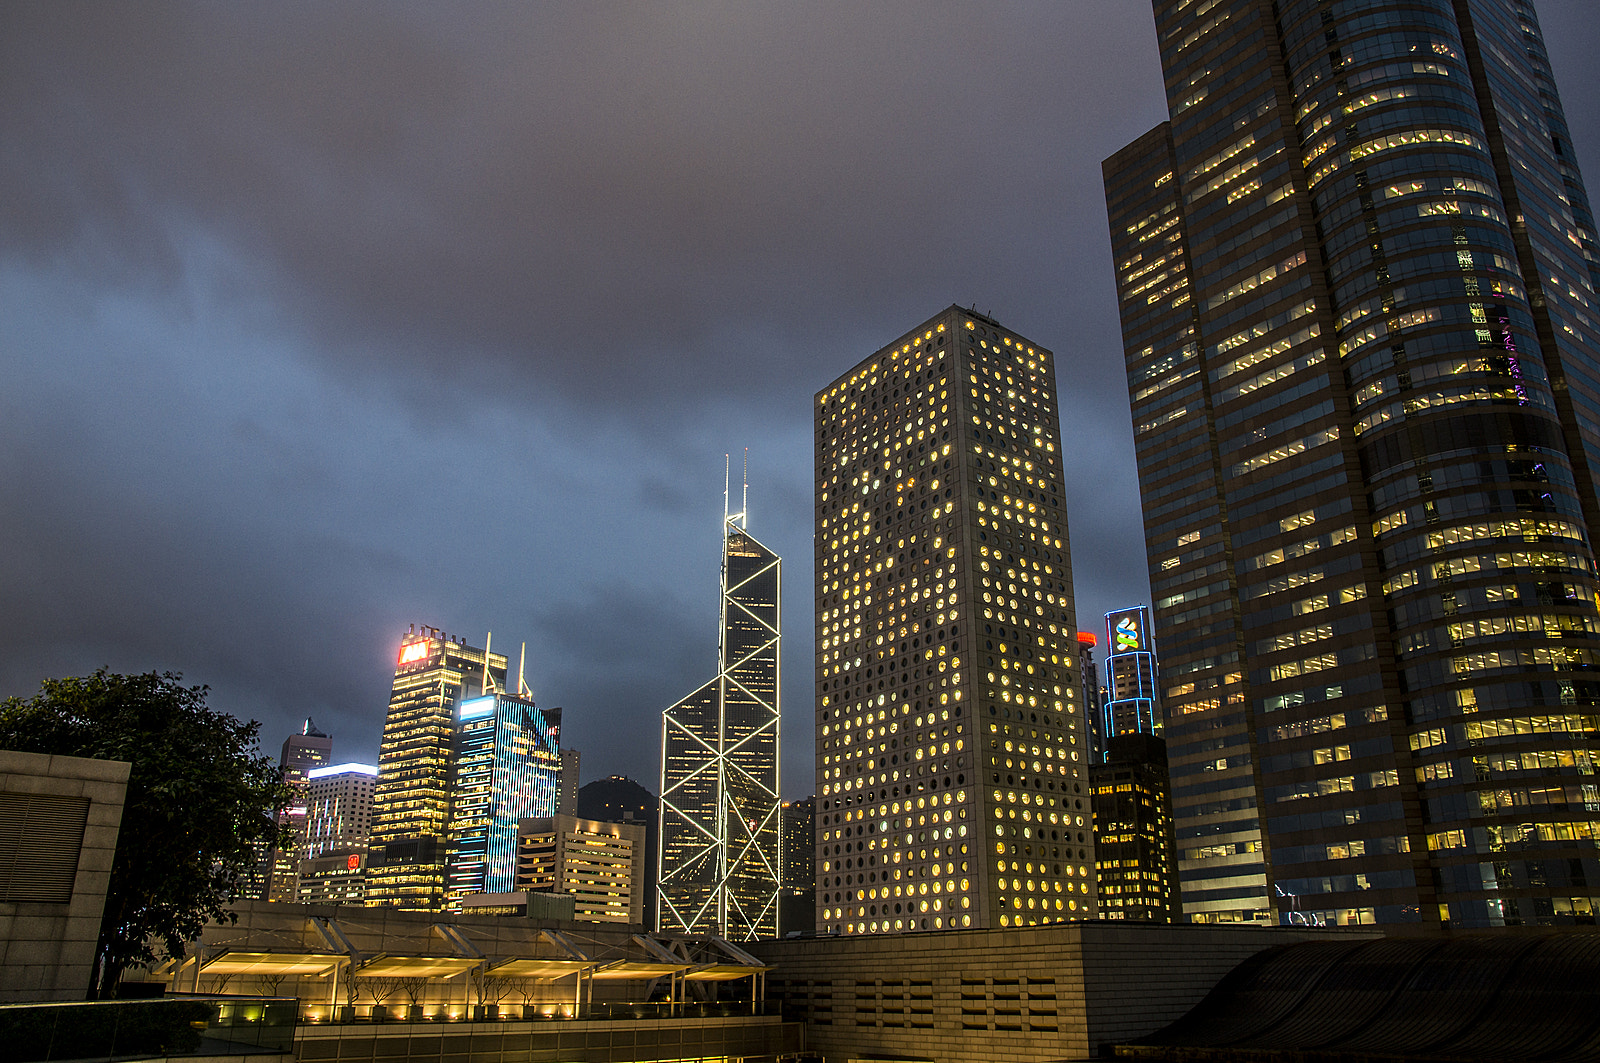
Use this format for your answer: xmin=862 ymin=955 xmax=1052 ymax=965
xmin=559 ymin=749 xmax=581 ymax=816
xmin=780 ymin=796 xmax=816 ymax=935
xmin=445 ymin=691 xmax=563 ymax=904
xmin=815 ymin=307 xmax=1097 ymax=935
xmin=366 ymin=626 xmax=507 ymax=910
xmin=1105 ymin=0 xmax=1600 ymax=928
xmin=658 ymin=505 xmax=782 ymax=940
xmin=1092 ymin=732 xmax=1178 ymax=922
xmin=1103 ymin=606 xmax=1161 ymax=738
xmin=305 ymin=762 xmax=377 ymax=858
xmin=516 ymin=813 xmax=648 ymax=925
xmin=264 ymin=719 xmax=333 ymax=903
xmin=1076 ymin=632 xmax=1105 ymax=762
xmin=1092 ymin=609 xmax=1176 ymax=922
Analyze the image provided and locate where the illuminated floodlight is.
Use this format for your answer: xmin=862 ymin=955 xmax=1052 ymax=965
xmin=307 ymin=762 xmax=377 ymax=779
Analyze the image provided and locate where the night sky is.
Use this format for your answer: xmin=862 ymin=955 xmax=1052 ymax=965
xmin=5 ymin=2 xmax=1599 ymax=798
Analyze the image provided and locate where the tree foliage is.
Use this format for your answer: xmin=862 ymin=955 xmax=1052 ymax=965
xmin=0 ymin=669 xmax=289 ymax=997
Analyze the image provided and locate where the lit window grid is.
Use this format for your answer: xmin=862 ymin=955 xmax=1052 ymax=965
xmin=1092 ymin=773 xmax=1176 ymax=922
xmin=518 ymin=819 xmax=643 ymax=924
xmin=306 ymin=773 xmax=376 ymax=858
xmin=366 ymin=635 xmax=506 ymax=909
xmin=1111 ymin=3 xmax=1600 ymax=928
xmin=813 ymin=309 xmax=1096 ymax=935
xmin=445 ymin=693 xmax=562 ymax=904
xmin=297 ymin=868 xmax=368 ymax=906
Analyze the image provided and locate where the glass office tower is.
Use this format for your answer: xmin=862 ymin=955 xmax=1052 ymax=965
xmin=815 ymin=306 xmax=1097 ymax=935
xmin=1105 ymin=0 xmax=1600 ymax=928
xmin=1104 ymin=606 xmax=1162 ymax=738
xmin=367 ymin=626 xmax=507 ymax=910
xmin=1092 ymin=732 xmax=1179 ymax=922
xmin=659 ymin=512 xmax=782 ymax=940
xmin=445 ymin=692 xmax=563 ymax=904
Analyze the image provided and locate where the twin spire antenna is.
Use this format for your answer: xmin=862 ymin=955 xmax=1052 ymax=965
xmin=724 ymin=448 xmax=749 ymax=529
xmin=480 ymin=632 xmax=533 ymax=699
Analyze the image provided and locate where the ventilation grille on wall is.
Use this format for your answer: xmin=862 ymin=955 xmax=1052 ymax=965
xmin=0 ymin=791 xmax=90 ymax=903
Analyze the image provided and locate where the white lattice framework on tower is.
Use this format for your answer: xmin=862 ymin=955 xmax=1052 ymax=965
xmin=658 ymin=502 xmax=782 ymax=940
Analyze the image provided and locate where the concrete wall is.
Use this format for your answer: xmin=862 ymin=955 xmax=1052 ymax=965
xmin=752 ymin=921 xmax=1382 ymax=1063
xmin=294 ymin=1014 xmax=797 ymax=1063
xmin=0 ymin=749 xmax=130 ymax=1001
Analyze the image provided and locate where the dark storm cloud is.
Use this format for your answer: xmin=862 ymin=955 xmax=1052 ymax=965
xmin=527 ymin=581 xmax=707 ymax=788
xmin=1 ymin=1 xmax=1160 ymax=412
xmin=5 ymin=1 xmax=1598 ymax=795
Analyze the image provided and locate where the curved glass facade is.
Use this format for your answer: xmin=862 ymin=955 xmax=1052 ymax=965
xmin=445 ymin=692 xmax=562 ymax=904
xmin=1108 ymin=0 xmax=1600 ymax=928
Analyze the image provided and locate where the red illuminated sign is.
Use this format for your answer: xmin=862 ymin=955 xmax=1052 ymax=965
xmin=347 ymin=854 xmax=360 ymax=871
xmin=398 ymin=641 xmax=430 ymax=666
xmin=1076 ymin=632 xmax=1097 ymax=646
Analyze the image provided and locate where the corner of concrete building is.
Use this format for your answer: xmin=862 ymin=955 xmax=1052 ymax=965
xmin=0 ymin=748 xmax=132 ymax=1002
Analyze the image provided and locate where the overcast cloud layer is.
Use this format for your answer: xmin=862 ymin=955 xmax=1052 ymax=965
xmin=4 ymin=2 xmax=1599 ymax=796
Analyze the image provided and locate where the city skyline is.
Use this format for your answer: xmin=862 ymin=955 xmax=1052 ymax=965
xmin=4 ymin=3 xmax=1600 ymax=798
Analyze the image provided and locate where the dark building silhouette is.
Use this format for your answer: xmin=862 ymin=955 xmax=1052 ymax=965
xmin=264 ymin=718 xmax=333 ymax=903
xmin=780 ymin=797 xmax=815 ymax=935
xmin=1106 ymin=0 xmax=1600 ymax=928
xmin=1091 ymin=733 xmax=1178 ymax=922
xmin=578 ymin=775 xmax=660 ymax=930
xmin=1077 ymin=632 xmax=1105 ymax=763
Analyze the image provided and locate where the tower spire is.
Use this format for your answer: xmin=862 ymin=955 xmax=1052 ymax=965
xmin=482 ymin=631 xmax=499 ymax=695
xmin=518 ymin=642 xmax=531 ymax=698
xmin=740 ymin=448 xmax=749 ymax=529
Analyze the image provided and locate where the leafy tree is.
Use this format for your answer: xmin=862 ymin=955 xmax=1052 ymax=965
xmin=0 ymin=669 xmax=290 ymax=997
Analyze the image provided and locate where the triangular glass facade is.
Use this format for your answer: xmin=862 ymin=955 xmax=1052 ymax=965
xmin=658 ymin=517 xmax=781 ymax=939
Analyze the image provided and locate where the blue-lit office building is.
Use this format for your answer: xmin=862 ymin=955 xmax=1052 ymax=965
xmin=1103 ymin=606 xmax=1160 ymax=739
xmin=1093 ymin=607 xmax=1176 ymax=921
xmin=445 ymin=693 xmax=563 ymax=905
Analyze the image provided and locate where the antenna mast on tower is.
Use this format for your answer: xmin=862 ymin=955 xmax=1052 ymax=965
xmin=482 ymin=632 xmax=499 ymax=695
xmin=739 ymin=448 xmax=749 ymax=530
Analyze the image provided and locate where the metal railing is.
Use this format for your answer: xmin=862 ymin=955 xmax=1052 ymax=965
xmin=0 ymin=996 xmax=297 ymax=1062
xmin=298 ymin=999 xmax=770 ymax=1023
